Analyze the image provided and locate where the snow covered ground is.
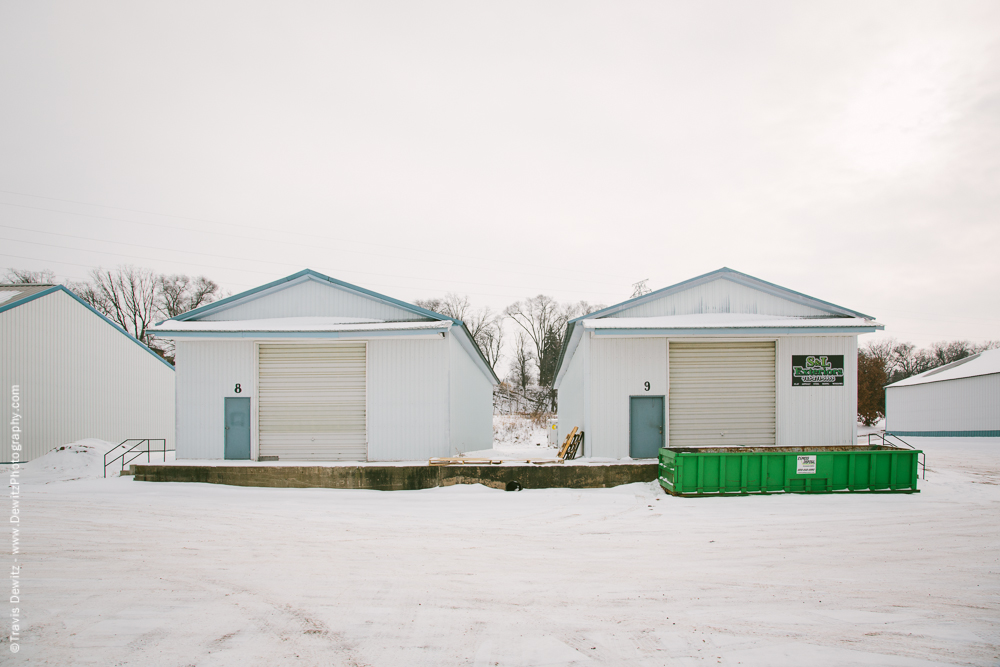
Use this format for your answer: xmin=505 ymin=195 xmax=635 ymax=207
xmin=462 ymin=415 xmax=560 ymax=460
xmin=5 ymin=437 xmax=1000 ymax=666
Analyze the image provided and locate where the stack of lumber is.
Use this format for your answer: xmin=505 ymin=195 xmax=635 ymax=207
xmin=428 ymin=457 xmax=564 ymax=466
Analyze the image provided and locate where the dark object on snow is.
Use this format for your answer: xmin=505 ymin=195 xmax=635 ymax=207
xmin=563 ymin=431 xmax=584 ymax=460
xmin=505 ymin=480 xmax=522 ymax=492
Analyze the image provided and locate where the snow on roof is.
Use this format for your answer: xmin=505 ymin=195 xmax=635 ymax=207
xmin=887 ymin=349 xmax=1000 ymax=388
xmin=150 ymin=316 xmax=450 ymax=333
xmin=580 ymin=313 xmax=880 ymax=330
xmin=0 ymin=284 xmax=58 ymax=308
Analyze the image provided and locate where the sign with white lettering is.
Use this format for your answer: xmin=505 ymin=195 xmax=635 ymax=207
xmin=792 ymin=355 xmax=844 ymax=387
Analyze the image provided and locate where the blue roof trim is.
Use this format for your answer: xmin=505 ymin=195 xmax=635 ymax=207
xmin=167 ymin=268 xmax=451 ymax=323
xmin=453 ymin=321 xmax=500 ymax=384
xmin=554 ymin=267 xmax=876 ymax=382
xmin=885 ymin=430 xmax=1000 ymax=438
xmin=157 ymin=328 xmax=449 ymax=339
xmin=591 ymin=326 xmax=881 ymax=336
xmin=552 ymin=320 xmax=579 ymax=388
xmin=161 ymin=268 xmax=499 ymax=383
xmin=0 ymin=286 xmax=175 ymax=370
xmin=0 ymin=284 xmax=61 ymax=316
xmin=571 ymin=268 xmax=874 ymax=323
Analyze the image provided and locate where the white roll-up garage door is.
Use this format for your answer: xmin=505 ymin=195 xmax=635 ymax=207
xmin=258 ymin=343 xmax=367 ymax=460
xmin=669 ymin=341 xmax=775 ymax=447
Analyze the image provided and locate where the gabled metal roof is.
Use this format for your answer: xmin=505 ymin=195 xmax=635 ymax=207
xmin=886 ymin=349 xmax=1000 ymax=388
xmin=0 ymin=285 xmax=174 ymax=369
xmin=160 ymin=268 xmax=499 ymax=383
xmin=553 ymin=268 xmax=878 ymax=388
xmin=168 ymin=268 xmax=451 ymax=323
xmin=571 ymin=267 xmax=874 ymax=323
xmin=0 ymin=284 xmax=59 ymax=307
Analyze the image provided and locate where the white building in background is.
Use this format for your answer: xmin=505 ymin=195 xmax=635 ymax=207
xmin=886 ymin=349 xmax=1000 ymax=437
xmin=0 ymin=284 xmax=175 ymax=462
xmin=151 ymin=269 xmax=498 ymax=461
xmin=553 ymin=268 xmax=883 ymax=459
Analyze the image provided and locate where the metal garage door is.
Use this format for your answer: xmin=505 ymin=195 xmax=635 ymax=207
xmin=258 ymin=343 xmax=367 ymax=461
xmin=669 ymin=341 xmax=775 ymax=447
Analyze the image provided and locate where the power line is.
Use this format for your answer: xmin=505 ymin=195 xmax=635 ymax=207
xmin=0 ymin=190 xmax=632 ymax=280
xmin=0 ymin=238 xmax=627 ymax=301
xmin=0 ymin=224 xmax=621 ymax=296
xmin=0 ymin=200 xmax=627 ymax=290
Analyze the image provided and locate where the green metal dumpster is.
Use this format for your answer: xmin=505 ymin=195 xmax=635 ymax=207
xmin=659 ymin=445 xmax=922 ymax=496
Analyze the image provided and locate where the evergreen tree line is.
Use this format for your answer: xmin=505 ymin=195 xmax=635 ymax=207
xmin=857 ymin=338 xmax=999 ymax=426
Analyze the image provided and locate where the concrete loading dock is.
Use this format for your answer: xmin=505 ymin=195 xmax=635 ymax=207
xmin=132 ymin=460 xmax=657 ymax=491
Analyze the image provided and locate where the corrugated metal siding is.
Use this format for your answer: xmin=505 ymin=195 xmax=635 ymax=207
xmin=588 ymin=337 xmax=667 ymax=458
xmin=258 ymin=343 xmax=367 ymax=461
xmin=175 ymin=339 xmax=255 ymax=459
xmin=367 ymin=338 xmax=449 ymax=460
xmin=556 ymin=335 xmax=586 ymax=453
xmin=887 ymin=373 xmax=1000 ymax=432
xmin=203 ymin=276 xmax=426 ymax=322
xmin=775 ymin=336 xmax=856 ymax=446
xmin=609 ymin=278 xmax=830 ymax=318
xmin=669 ymin=341 xmax=776 ymax=447
xmin=0 ymin=290 xmax=175 ymax=462
xmin=448 ymin=333 xmax=494 ymax=454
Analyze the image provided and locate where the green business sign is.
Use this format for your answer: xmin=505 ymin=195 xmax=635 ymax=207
xmin=792 ymin=355 xmax=844 ymax=386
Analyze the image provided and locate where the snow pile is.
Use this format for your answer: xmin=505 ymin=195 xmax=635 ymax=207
xmin=462 ymin=415 xmax=559 ymax=459
xmin=492 ymin=414 xmax=551 ymax=448
xmin=21 ymin=439 xmax=118 ymax=484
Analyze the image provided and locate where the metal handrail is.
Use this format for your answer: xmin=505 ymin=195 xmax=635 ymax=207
xmin=103 ymin=439 xmax=171 ymax=478
xmin=864 ymin=431 xmax=925 ymax=480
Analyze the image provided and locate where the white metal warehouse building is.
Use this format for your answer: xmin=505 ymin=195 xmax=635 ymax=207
xmin=151 ymin=269 xmax=498 ymax=461
xmin=554 ymin=268 xmax=882 ymax=459
xmin=0 ymin=284 xmax=176 ymax=462
xmin=885 ymin=349 xmax=1000 ymax=437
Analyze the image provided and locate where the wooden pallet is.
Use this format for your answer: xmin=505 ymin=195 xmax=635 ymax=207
xmin=563 ymin=431 xmax=584 ymax=460
xmin=429 ymin=457 xmax=502 ymax=466
xmin=557 ymin=428 xmax=584 ymax=460
xmin=428 ymin=457 xmax=565 ymax=466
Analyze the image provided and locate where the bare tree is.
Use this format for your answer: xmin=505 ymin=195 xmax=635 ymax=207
xmin=416 ymin=293 xmax=505 ymax=371
xmin=71 ymin=266 xmax=158 ymax=344
xmin=158 ymin=274 xmax=221 ymax=318
xmin=477 ymin=315 xmax=504 ymax=371
xmin=414 ymin=293 xmax=472 ymax=321
xmin=508 ymin=332 xmax=535 ymax=392
xmin=929 ymin=340 xmax=978 ymax=366
xmin=2 ymin=268 xmax=56 ymax=284
xmin=505 ymin=296 xmax=605 ymax=390
xmin=564 ymin=300 xmax=604 ymax=320
xmin=504 ymin=295 xmax=564 ymax=378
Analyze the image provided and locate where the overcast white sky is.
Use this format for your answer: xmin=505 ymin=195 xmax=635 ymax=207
xmin=1 ymin=1 xmax=997 ymax=354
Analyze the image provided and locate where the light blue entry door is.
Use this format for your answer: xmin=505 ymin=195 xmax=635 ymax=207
xmin=224 ymin=397 xmax=252 ymax=460
xmin=630 ymin=396 xmax=664 ymax=459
